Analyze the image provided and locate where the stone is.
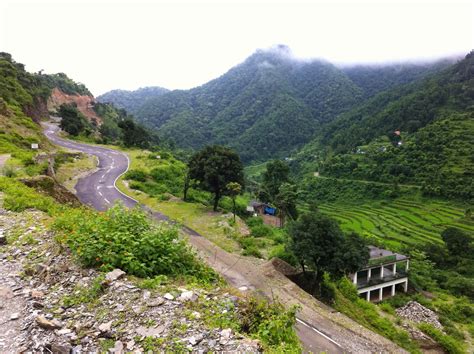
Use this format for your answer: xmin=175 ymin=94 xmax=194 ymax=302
xmin=113 ymin=340 xmax=124 ymax=353
xmin=126 ymin=339 xmax=135 ymax=350
xmin=238 ymin=286 xmax=248 ymax=292
xmin=220 ymin=328 xmax=232 ymax=339
xmin=105 ymin=269 xmax=126 ymax=282
xmin=31 ymin=290 xmax=44 ymax=299
xmin=10 ymin=312 xmax=20 ymax=320
xmin=51 ymin=343 xmax=72 ymax=354
xmin=136 ymin=325 xmax=165 ymax=338
xmin=179 ymin=290 xmax=196 ymax=301
xmin=396 ymin=301 xmax=443 ymax=330
xmin=188 ymin=334 xmax=204 ymax=346
xmin=35 ymin=263 xmax=48 ymax=275
xmin=147 ymin=297 xmax=165 ymax=307
xmin=36 ymin=316 xmax=63 ymax=330
xmin=142 ymin=291 xmax=151 ymax=300
xmin=163 ymin=293 xmax=174 ymax=300
xmin=98 ymin=320 xmax=113 ymax=332
xmin=57 ymin=328 xmax=72 ymax=335
xmin=0 ymin=234 xmax=6 ymax=245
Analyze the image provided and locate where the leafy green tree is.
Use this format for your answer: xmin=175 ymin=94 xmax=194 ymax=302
xmin=226 ymin=182 xmax=242 ymax=223
xmin=288 ymin=211 xmax=367 ymax=294
xmin=59 ymin=104 xmax=88 ymax=136
xmin=441 ymin=227 xmax=472 ymax=258
xmin=409 ymin=249 xmax=438 ymax=291
xmin=274 ymin=182 xmax=298 ymax=226
xmin=338 ymin=232 xmax=370 ymax=275
xmin=118 ymin=119 xmax=150 ymax=148
xmin=262 ymin=160 xmax=290 ymax=202
xmin=188 ymin=145 xmax=244 ymax=211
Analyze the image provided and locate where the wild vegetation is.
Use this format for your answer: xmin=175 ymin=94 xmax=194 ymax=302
xmin=294 ymin=51 xmax=474 ymax=201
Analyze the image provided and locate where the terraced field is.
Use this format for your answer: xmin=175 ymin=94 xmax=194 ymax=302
xmin=304 ymin=199 xmax=473 ymax=250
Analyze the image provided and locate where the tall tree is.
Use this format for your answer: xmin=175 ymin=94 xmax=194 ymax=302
xmin=441 ymin=227 xmax=472 ymax=258
xmin=262 ymin=160 xmax=290 ymax=202
xmin=118 ymin=119 xmax=150 ymax=148
xmin=188 ymin=145 xmax=244 ymax=211
xmin=288 ymin=211 xmax=368 ymax=293
xmin=226 ymin=182 xmax=242 ymax=223
xmin=274 ymin=182 xmax=298 ymax=226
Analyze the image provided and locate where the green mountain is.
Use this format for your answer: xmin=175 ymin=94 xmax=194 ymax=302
xmin=294 ymin=51 xmax=474 ymax=201
xmin=97 ymin=86 xmax=169 ymax=115
xmin=108 ymin=46 xmax=452 ymax=164
xmin=341 ymin=59 xmax=454 ymax=98
xmin=0 ymin=52 xmax=149 ymax=165
xmin=127 ymin=46 xmax=364 ymax=162
xmin=0 ymin=52 xmax=90 ymax=163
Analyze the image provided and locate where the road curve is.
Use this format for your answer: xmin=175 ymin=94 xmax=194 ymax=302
xmin=42 ymin=122 xmax=356 ymax=353
xmin=43 ymin=122 xmax=138 ymax=211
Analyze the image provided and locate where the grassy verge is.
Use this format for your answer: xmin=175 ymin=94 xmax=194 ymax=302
xmin=55 ymin=153 xmax=97 ymax=192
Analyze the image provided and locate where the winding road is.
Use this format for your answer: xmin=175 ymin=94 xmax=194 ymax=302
xmin=43 ymin=121 xmax=401 ymax=354
xmin=43 ymin=122 xmax=137 ymax=211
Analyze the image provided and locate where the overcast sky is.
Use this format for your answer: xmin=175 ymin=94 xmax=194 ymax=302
xmin=0 ymin=0 xmax=472 ymax=95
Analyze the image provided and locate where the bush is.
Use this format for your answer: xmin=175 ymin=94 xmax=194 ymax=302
xmin=268 ymin=244 xmax=298 ymax=266
xmin=124 ymin=169 xmax=147 ymax=182
xmin=53 ymin=203 xmax=218 ymax=282
xmin=250 ymin=224 xmax=274 ymax=238
xmin=0 ymin=176 xmax=59 ymax=214
xmin=238 ymin=297 xmax=301 ymax=350
xmin=337 ymin=277 xmax=359 ymax=302
xmin=238 ymin=237 xmax=264 ymax=258
xmin=418 ymin=323 xmax=465 ymax=354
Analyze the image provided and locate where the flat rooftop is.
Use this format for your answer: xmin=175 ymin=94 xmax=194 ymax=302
xmin=363 ymin=246 xmax=408 ymax=268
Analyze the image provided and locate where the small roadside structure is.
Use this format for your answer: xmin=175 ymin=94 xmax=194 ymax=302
xmin=350 ymin=246 xmax=409 ymax=302
xmin=247 ymin=201 xmax=281 ymax=227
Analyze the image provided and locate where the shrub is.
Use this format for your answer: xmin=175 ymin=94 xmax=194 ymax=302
xmin=337 ymin=277 xmax=359 ymax=302
xmin=52 ymin=203 xmax=218 ymax=283
xmin=268 ymin=244 xmax=298 ymax=266
xmin=238 ymin=297 xmax=301 ymax=350
xmin=238 ymin=237 xmax=264 ymax=258
xmin=250 ymin=224 xmax=274 ymax=238
xmin=418 ymin=323 xmax=465 ymax=354
xmin=124 ymin=169 xmax=147 ymax=182
xmin=0 ymin=176 xmax=59 ymax=214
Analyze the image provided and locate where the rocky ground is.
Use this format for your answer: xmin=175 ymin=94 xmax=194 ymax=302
xmin=0 ymin=203 xmax=260 ymax=352
xmin=396 ymin=301 xmax=443 ymax=330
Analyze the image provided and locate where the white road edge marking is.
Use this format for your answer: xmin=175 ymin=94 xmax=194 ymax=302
xmin=98 ymin=191 xmax=103 ymax=197
xmin=113 ymin=152 xmax=139 ymax=204
xmin=296 ymin=318 xmax=343 ymax=349
xmin=104 ymin=198 xmax=110 ymax=204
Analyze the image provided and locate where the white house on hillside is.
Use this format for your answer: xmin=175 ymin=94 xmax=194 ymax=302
xmin=350 ymin=246 xmax=409 ymax=302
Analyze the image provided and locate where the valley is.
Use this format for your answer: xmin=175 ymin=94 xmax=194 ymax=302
xmin=0 ymin=46 xmax=473 ymax=353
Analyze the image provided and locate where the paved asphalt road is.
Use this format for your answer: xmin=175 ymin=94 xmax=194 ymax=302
xmin=43 ymin=122 xmax=138 ymax=211
xmin=43 ymin=122 xmax=345 ymax=353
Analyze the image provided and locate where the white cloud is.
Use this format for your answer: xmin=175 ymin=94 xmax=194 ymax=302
xmin=0 ymin=0 xmax=472 ymax=95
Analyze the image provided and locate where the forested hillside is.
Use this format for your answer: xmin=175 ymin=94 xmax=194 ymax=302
xmin=103 ymin=46 xmax=452 ymax=164
xmin=294 ymin=51 xmax=474 ymax=200
xmin=120 ymin=46 xmax=364 ymax=162
xmin=97 ymin=86 xmax=169 ymax=115
xmin=0 ymin=52 xmax=153 ymax=163
xmin=341 ymin=59 xmax=454 ymax=98
xmin=0 ymin=52 xmax=90 ymax=163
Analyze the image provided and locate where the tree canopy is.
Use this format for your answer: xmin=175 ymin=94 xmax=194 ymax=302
xmin=188 ymin=145 xmax=244 ymax=211
xmin=288 ymin=211 xmax=369 ymax=285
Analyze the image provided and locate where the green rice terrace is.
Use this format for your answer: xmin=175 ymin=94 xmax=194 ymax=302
xmin=303 ymin=199 xmax=473 ymax=250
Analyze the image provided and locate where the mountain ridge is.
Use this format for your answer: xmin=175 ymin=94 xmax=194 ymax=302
xmin=98 ymin=47 xmax=454 ymax=163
